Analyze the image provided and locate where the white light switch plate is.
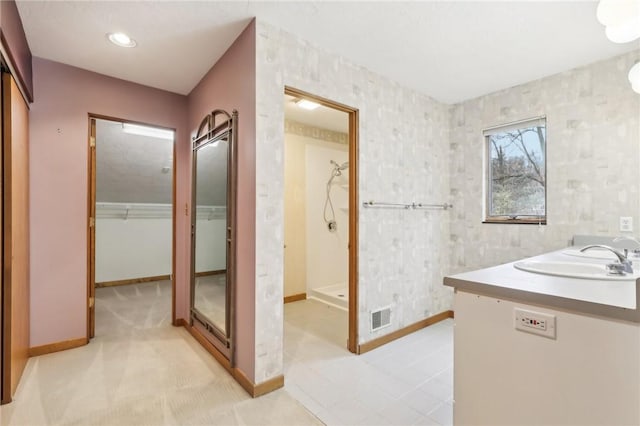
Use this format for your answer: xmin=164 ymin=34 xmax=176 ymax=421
xmin=620 ymin=217 xmax=633 ymax=232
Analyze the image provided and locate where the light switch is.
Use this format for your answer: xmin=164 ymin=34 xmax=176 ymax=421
xmin=620 ymin=217 xmax=633 ymax=232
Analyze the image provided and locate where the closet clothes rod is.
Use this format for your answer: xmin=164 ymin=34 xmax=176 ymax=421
xmin=362 ymin=201 xmax=453 ymax=210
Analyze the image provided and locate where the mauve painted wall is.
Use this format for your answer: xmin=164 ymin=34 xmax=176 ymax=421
xmin=29 ymin=57 xmax=189 ymax=346
xmin=187 ymin=21 xmax=256 ymax=381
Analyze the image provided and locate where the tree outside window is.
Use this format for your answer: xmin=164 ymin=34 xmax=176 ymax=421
xmin=484 ymin=117 xmax=546 ymax=224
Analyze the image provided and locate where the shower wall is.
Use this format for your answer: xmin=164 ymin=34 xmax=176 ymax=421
xmin=305 ymin=143 xmax=348 ymax=296
xmin=283 ymin=120 xmax=348 ymax=298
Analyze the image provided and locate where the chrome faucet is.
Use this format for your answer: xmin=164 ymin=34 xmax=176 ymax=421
xmin=613 ymin=236 xmax=640 ymax=258
xmin=580 ymin=244 xmax=634 ymax=274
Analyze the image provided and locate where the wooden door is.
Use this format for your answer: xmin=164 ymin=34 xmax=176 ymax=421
xmin=1 ymin=72 xmax=30 ymax=404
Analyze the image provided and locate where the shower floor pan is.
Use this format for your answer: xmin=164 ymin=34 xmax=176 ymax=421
xmin=309 ymin=283 xmax=348 ymax=310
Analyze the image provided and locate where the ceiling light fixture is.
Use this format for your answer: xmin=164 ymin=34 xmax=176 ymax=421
xmin=605 ymin=19 xmax=640 ymax=43
xmin=597 ymin=0 xmax=640 ymax=95
xmin=629 ymin=62 xmax=640 ymax=94
xmin=596 ymin=0 xmax=640 ymax=43
xmin=122 ymin=123 xmax=174 ymax=140
xmin=107 ymin=32 xmax=137 ymax=48
xmin=296 ymin=99 xmax=321 ymax=110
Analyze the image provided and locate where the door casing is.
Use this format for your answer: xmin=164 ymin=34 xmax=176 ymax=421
xmin=283 ymin=86 xmax=360 ymax=353
xmin=86 ymin=115 xmax=178 ymax=339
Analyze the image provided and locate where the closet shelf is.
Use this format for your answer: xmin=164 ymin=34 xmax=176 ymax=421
xmin=95 ymin=202 xmax=226 ymax=220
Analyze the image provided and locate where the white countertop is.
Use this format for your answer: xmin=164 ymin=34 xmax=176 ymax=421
xmin=444 ymin=248 xmax=640 ymax=322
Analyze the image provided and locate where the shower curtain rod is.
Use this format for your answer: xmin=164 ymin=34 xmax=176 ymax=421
xmin=362 ymin=201 xmax=453 ymax=210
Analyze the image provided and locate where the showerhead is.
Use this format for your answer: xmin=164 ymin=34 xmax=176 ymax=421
xmin=330 ymin=160 xmax=349 ymax=171
xmin=324 ymin=159 xmax=348 ymax=232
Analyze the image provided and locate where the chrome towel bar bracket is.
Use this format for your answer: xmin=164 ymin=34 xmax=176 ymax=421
xmin=362 ymin=201 xmax=453 ymax=210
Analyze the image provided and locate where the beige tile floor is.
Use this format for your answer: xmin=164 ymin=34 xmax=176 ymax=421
xmin=0 ymin=281 xmax=321 ymax=426
xmin=284 ymin=299 xmax=453 ymax=426
xmin=0 ymin=282 xmax=453 ymax=426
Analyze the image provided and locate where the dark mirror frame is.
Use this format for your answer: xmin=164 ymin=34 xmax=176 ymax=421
xmin=190 ymin=109 xmax=237 ymax=362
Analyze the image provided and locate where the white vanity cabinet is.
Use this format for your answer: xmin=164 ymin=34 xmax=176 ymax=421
xmin=445 ymin=250 xmax=640 ymax=425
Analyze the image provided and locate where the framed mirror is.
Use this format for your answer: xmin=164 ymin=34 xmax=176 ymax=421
xmin=191 ymin=109 xmax=237 ymax=361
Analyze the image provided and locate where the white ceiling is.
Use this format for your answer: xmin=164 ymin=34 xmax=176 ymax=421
xmin=16 ymin=1 xmax=640 ymax=104
xmin=284 ymin=94 xmax=349 ymax=133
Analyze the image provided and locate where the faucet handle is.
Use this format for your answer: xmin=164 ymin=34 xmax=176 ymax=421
xmin=606 ymin=263 xmax=627 ymax=276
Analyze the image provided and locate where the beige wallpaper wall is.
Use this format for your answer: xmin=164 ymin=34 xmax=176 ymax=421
xmin=254 ymin=20 xmax=639 ymax=385
xmin=255 ymin=20 xmax=452 ymax=383
xmin=449 ymin=50 xmax=640 ymax=273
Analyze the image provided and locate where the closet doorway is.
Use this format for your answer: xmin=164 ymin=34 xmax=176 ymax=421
xmin=87 ymin=116 xmax=176 ymax=338
xmin=283 ymin=87 xmax=359 ymax=353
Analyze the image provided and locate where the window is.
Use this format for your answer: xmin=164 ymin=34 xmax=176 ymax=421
xmin=484 ymin=117 xmax=546 ymax=224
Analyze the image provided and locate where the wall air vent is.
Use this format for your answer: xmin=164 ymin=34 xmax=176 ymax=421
xmin=371 ymin=306 xmax=391 ymax=331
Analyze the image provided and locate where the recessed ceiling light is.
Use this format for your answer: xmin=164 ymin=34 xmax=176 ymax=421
xmin=107 ymin=32 xmax=137 ymax=48
xmin=296 ymin=99 xmax=321 ymax=110
xmin=122 ymin=123 xmax=174 ymax=140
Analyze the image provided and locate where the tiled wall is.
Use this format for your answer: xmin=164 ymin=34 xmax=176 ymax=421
xmin=255 ymin=21 xmax=452 ymax=383
xmin=449 ymin=50 xmax=640 ymax=273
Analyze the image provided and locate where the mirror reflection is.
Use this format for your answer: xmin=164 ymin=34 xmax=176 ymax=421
xmin=190 ymin=109 xmax=237 ymax=357
xmin=193 ymin=137 xmax=229 ymax=331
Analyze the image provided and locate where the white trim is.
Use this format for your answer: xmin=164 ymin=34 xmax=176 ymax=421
xmin=483 ymin=116 xmax=547 ymax=220
xmin=483 ymin=116 xmax=546 ymax=136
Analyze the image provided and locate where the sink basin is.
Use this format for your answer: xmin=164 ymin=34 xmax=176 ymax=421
xmin=514 ymin=260 xmax=637 ymax=281
xmin=562 ymin=248 xmax=618 ymax=260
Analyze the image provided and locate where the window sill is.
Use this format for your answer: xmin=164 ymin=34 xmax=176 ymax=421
xmin=483 ymin=218 xmax=546 ymax=225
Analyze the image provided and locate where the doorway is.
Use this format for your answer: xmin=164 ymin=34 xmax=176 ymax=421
xmin=283 ymin=87 xmax=359 ymax=353
xmin=87 ymin=116 xmax=176 ymax=338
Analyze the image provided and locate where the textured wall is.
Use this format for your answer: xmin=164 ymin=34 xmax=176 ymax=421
xmin=256 ymin=21 xmax=452 ymax=383
xmin=449 ymin=50 xmax=640 ymax=273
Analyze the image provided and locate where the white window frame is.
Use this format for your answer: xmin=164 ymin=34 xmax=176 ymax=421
xmin=482 ymin=116 xmax=547 ymax=225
